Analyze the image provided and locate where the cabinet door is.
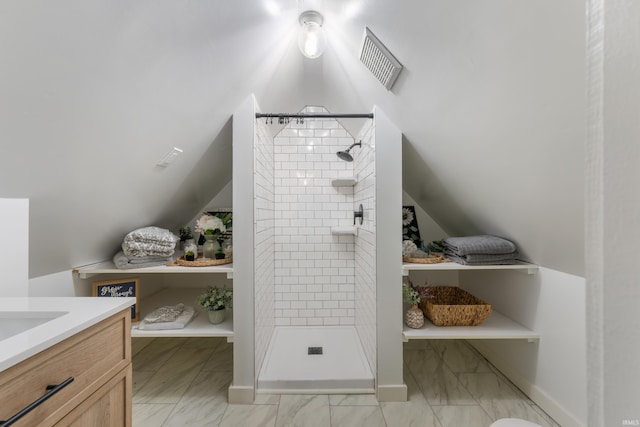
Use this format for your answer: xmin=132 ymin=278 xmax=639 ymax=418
xmin=55 ymin=365 xmax=132 ymax=427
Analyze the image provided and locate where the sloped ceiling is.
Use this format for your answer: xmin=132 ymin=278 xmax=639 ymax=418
xmin=0 ymin=0 xmax=585 ymax=278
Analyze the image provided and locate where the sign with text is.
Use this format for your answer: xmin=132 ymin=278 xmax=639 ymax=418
xmin=92 ymin=277 xmax=140 ymax=321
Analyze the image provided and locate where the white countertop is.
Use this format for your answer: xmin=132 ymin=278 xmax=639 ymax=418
xmin=0 ymin=297 xmax=136 ymax=372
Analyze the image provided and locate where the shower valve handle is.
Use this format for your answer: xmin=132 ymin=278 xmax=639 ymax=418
xmin=354 ymin=204 xmax=364 ymax=225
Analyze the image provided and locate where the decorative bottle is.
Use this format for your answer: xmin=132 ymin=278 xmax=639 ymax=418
xmin=183 ymin=239 xmax=198 ymax=261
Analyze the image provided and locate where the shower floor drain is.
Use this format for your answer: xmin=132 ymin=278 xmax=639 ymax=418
xmin=308 ymin=347 xmax=323 ymax=355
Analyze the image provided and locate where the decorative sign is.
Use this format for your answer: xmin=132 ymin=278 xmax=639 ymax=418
xmin=92 ymin=277 xmax=140 ymax=321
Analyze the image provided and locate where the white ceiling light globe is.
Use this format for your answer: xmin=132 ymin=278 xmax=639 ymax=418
xmin=298 ymin=11 xmax=326 ymax=59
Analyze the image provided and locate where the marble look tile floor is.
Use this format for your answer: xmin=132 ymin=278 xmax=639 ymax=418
xmin=132 ymin=337 xmax=560 ymax=427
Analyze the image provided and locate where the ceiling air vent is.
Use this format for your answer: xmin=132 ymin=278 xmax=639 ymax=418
xmin=359 ymin=27 xmax=403 ymax=90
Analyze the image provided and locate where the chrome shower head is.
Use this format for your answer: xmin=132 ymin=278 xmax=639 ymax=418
xmin=337 ymin=151 xmax=354 ymax=162
xmin=336 ymin=141 xmax=362 ymax=162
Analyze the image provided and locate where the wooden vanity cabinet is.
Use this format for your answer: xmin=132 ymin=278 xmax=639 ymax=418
xmin=0 ymin=308 xmax=132 ymax=427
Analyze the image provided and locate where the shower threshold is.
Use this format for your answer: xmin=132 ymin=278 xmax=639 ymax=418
xmin=258 ymin=326 xmax=375 ymax=394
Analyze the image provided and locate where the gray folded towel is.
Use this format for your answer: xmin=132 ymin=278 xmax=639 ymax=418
xmin=446 ymin=255 xmax=519 ymax=265
xmin=113 ymin=251 xmax=172 ymax=269
xmin=122 ymin=226 xmax=178 ymax=257
xmin=444 ymin=235 xmax=517 ymax=256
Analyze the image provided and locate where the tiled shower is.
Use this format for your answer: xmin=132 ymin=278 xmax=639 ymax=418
xmin=253 ymin=106 xmax=377 ymax=391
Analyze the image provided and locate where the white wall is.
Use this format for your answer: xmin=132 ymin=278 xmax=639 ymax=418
xmin=586 ymin=0 xmax=640 ymax=424
xmin=462 ymin=268 xmax=586 ymax=427
xmin=0 ymin=198 xmax=29 ymax=296
xmin=374 ymin=107 xmax=406 ymax=401
xmin=230 ymin=95 xmax=256 ymax=403
xmin=273 ymin=107 xmax=357 ymax=326
xmin=254 ymin=104 xmax=275 ymax=383
xmin=354 ymin=119 xmax=377 ymax=376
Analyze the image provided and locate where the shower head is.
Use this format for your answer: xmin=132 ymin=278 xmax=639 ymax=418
xmin=336 ymin=141 xmax=362 ymax=162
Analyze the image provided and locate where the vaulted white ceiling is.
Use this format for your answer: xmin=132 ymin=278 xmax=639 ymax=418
xmin=0 ymin=0 xmax=585 ymax=278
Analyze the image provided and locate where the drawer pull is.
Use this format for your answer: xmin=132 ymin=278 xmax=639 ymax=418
xmin=0 ymin=377 xmax=74 ymax=427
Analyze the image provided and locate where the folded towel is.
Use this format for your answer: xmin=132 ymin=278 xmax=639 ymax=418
xmin=142 ymin=304 xmax=185 ymax=323
xmin=137 ymin=306 xmax=196 ymax=330
xmin=444 ymin=235 xmax=517 ymax=256
xmin=446 ymin=255 xmax=519 ymax=265
xmin=122 ymin=226 xmax=178 ymax=257
xmin=113 ymin=251 xmax=172 ymax=270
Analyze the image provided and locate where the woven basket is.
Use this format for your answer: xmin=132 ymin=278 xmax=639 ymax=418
xmin=419 ymin=286 xmax=491 ymax=326
xmin=403 ymin=255 xmax=451 ymax=264
xmin=172 ymin=256 xmax=232 ymax=267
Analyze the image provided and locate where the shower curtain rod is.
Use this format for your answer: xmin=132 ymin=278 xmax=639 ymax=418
xmin=255 ymin=113 xmax=374 ymax=119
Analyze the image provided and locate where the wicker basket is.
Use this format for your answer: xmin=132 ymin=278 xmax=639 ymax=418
xmin=419 ymin=286 xmax=491 ymax=326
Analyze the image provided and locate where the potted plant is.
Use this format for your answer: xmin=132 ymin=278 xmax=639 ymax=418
xmin=403 ymin=282 xmax=425 ymax=329
xmin=196 ymin=286 xmax=233 ymax=324
xmin=195 ymin=215 xmax=226 ymax=259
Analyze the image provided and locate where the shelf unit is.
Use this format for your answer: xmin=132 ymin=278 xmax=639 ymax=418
xmin=132 ymin=287 xmax=233 ymax=340
xmin=331 ymin=226 xmax=358 ymax=236
xmin=402 ymin=261 xmax=537 ymax=276
xmin=73 ymin=260 xmax=234 ymax=279
xmin=403 ymin=311 xmax=539 ymax=342
xmin=331 ymin=177 xmax=357 ymax=187
xmin=73 ymin=260 xmax=234 ymax=340
xmin=402 ymin=261 xmax=539 ymax=342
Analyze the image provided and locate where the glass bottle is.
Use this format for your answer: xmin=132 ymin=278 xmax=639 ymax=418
xmin=183 ymin=239 xmax=198 ymax=261
xmin=203 ymin=235 xmax=216 ymax=259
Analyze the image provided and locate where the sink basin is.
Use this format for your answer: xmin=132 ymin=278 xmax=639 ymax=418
xmin=0 ymin=311 xmax=68 ymax=341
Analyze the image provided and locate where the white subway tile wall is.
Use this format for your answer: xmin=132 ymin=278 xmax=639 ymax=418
xmin=273 ymin=107 xmax=357 ymax=326
xmin=354 ymin=120 xmax=377 ymax=373
xmin=254 ymin=116 xmax=275 ymax=374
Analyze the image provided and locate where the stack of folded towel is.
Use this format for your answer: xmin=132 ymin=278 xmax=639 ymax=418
xmin=137 ymin=303 xmax=196 ymax=330
xmin=443 ymin=235 xmax=519 ymax=265
xmin=114 ymin=226 xmax=178 ymax=269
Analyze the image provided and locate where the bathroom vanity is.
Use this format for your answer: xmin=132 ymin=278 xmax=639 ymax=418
xmin=0 ymin=297 xmax=135 ymax=427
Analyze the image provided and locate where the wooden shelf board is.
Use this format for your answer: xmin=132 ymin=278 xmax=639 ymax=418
xmin=131 ymin=287 xmax=233 ymax=340
xmin=402 ymin=261 xmax=537 ymax=276
xmin=73 ymin=260 xmax=233 ymax=279
xmin=402 ymin=311 xmax=539 ymax=342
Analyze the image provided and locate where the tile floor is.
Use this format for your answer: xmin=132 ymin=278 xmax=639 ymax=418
xmin=132 ymin=337 xmax=560 ymax=427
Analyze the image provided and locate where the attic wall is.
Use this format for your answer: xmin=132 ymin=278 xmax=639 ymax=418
xmin=322 ymin=0 xmax=586 ymax=276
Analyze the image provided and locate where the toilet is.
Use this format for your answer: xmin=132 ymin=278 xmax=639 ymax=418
xmin=490 ymin=419 xmax=543 ymax=427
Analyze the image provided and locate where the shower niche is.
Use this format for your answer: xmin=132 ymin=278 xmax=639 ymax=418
xmin=231 ymin=96 xmax=404 ymax=403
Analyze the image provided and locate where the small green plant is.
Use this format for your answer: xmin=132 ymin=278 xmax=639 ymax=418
xmin=402 ymin=282 xmax=420 ymax=306
xmin=185 ymin=250 xmax=195 ymax=261
xmin=196 ymin=286 xmax=233 ymax=312
xmin=403 ymin=280 xmax=434 ymax=306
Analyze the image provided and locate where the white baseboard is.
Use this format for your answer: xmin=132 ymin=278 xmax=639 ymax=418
xmin=228 ymin=385 xmax=255 ymax=404
xmin=470 ymin=341 xmax=585 ymax=427
xmin=376 ymin=384 xmax=408 ymax=402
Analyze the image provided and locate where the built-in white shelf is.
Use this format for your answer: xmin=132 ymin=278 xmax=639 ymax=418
xmin=331 ymin=226 xmax=358 ymax=236
xmin=331 ymin=177 xmax=357 ymax=187
xmin=73 ymin=260 xmax=234 ymax=279
xmin=402 ymin=260 xmax=537 ymax=276
xmin=132 ymin=287 xmax=233 ymax=340
xmin=402 ymin=311 xmax=539 ymax=342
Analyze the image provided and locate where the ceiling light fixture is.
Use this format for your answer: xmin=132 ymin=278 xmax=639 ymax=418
xmin=298 ymin=10 xmax=326 ymax=59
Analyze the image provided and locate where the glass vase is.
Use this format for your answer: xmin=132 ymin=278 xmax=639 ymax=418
xmin=203 ymin=235 xmax=216 ymax=259
xmin=183 ymin=239 xmax=198 ymax=261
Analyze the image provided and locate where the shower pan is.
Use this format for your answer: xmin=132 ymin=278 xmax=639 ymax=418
xmin=258 ymin=327 xmax=374 ymax=393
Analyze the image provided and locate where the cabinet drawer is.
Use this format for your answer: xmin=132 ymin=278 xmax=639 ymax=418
xmin=0 ymin=309 xmax=130 ymax=427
